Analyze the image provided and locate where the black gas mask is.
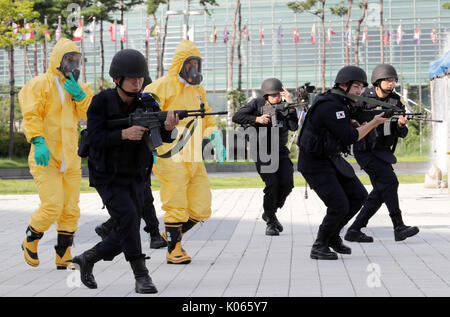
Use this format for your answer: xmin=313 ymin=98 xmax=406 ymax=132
xmin=58 ymin=52 xmax=81 ymax=81
xmin=180 ymin=56 xmax=203 ymax=85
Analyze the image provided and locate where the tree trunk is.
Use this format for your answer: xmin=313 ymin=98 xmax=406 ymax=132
xmin=8 ymin=46 xmax=15 ymax=158
xmin=160 ymin=0 xmax=170 ymax=77
xmin=152 ymin=14 xmax=161 ymax=78
xmin=33 ymin=34 xmax=38 ymax=76
xmin=345 ymin=0 xmax=352 ymax=65
xmin=145 ymin=15 xmax=149 ymax=65
xmin=100 ymin=19 xmax=104 ymax=90
xmin=380 ymin=0 xmax=384 ymax=63
xmin=321 ymin=1 xmax=326 ymax=91
xmin=354 ymin=0 xmax=367 ymax=66
xmin=237 ymin=2 xmax=242 ymax=91
xmin=227 ymin=0 xmax=239 ymax=126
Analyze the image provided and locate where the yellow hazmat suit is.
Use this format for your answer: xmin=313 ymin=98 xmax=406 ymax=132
xmin=19 ymin=38 xmax=93 ymax=234
xmin=144 ymin=40 xmax=216 ymax=225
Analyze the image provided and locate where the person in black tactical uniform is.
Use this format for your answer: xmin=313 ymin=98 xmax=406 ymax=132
xmin=72 ymin=49 xmax=179 ymax=294
xmin=345 ymin=64 xmax=419 ymax=243
xmin=93 ymin=74 xmax=168 ymax=250
xmin=297 ymin=66 xmax=391 ymax=260
xmin=232 ymin=78 xmax=298 ymax=236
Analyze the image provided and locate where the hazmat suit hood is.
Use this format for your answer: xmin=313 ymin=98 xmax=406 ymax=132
xmin=168 ymin=40 xmax=202 ymax=78
xmin=48 ymin=38 xmax=81 ymax=81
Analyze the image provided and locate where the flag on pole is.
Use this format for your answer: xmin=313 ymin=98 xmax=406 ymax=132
xmin=345 ymin=27 xmax=351 ymax=46
xmin=145 ymin=20 xmax=150 ymax=42
xmin=108 ymin=20 xmax=116 ymax=42
xmin=327 ymin=28 xmax=336 ymax=44
xmin=210 ymin=25 xmax=217 ymax=43
xmin=25 ymin=23 xmax=34 ymax=40
xmin=187 ymin=23 xmax=195 ymax=42
xmin=89 ymin=21 xmax=95 ymax=43
xmin=383 ymin=30 xmax=390 ymax=47
xmin=311 ymin=24 xmax=316 ymax=44
xmin=73 ymin=20 xmax=83 ymax=41
xmin=430 ymin=27 xmax=437 ymax=43
xmin=259 ymin=25 xmax=264 ymax=46
xmin=120 ymin=23 xmax=127 ymax=43
xmin=243 ymin=23 xmax=249 ymax=41
xmin=55 ymin=21 xmax=61 ymax=41
xmin=12 ymin=23 xmax=20 ymax=34
xmin=43 ymin=29 xmax=51 ymax=41
xmin=396 ymin=24 xmax=403 ymax=45
xmin=362 ymin=25 xmax=369 ymax=44
xmin=414 ymin=25 xmax=420 ymax=44
xmin=223 ymin=26 xmax=229 ymax=43
xmin=277 ymin=25 xmax=282 ymax=44
xmin=293 ymin=27 xmax=299 ymax=44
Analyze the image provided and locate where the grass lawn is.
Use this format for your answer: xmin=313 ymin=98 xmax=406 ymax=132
xmin=0 ymin=174 xmax=443 ymax=195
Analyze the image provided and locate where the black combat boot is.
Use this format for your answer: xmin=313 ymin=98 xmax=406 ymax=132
xmin=344 ymin=229 xmax=374 ymax=243
xmin=94 ymin=218 xmax=116 ymax=240
xmin=394 ymin=225 xmax=419 ymax=241
xmin=149 ymin=229 xmax=168 ymax=249
xmin=129 ymin=257 xmax=158 ymax=294
xmin=72 ymin=246 xmax=102 ymax=289
xmin=329 ymin=235 xmax=352 ymax=254
xmin=265 ymin=222 xmax=280 ymax=236
xmin=310 ymin=230 xmax=338 ymax=260
xmin=262 ymin=212 xmax=283 ymax=232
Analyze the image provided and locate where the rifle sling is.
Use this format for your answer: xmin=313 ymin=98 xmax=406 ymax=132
xmin=155 ymin=118 xmax=198 ymax=159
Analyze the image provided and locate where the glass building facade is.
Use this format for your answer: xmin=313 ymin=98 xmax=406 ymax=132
xmin=1 ymin=0 xmax=449 ymax=111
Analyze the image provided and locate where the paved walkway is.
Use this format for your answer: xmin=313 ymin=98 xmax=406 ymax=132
xmin=0 ymin=184 xmax=449 ymax=297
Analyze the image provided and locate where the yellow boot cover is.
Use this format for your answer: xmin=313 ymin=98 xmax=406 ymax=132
xmin=166 ymin=242 xmax=191 ymax=264
xmin=22 ymin=226 xmax=43 ymax=267
xmin=55 ymin=231 xmax=76 ymax=270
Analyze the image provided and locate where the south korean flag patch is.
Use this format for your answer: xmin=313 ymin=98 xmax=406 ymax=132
xmin=336 ymin=111 xmax=346 ymax=119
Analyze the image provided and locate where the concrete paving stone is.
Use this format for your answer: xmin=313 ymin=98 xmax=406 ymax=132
xmin=1 ymin=184 xmax=450 ymax=297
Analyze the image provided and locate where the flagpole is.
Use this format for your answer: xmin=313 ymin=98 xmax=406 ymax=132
xmin=260 ymin=20 xmax=262 ymax=83
xmin=400 ymin=20 xmax=403 ymax=94
xmin=115 ymin=17 xmax=117 ymax=53
xmin=43 ymin=16 xmax=48 ymax=72
xmin=279 ymin=20 xmax=282 ymax=82
xmin=80 ymin=16 xmax=86 ymax=83
xmin=418 ymin=20 xmax=422 ymax=156
xmin=93 ymin=17 xmax=97 ymax=92
xmin=295 ymin=14 xmax=298 ymax=88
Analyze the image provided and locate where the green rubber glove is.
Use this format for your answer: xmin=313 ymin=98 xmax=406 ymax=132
xmin=64 ymin=73 xmax=86 ymax=102
xmin=210 ymin=130 xmax=226 ymax=164
xmin=32 ymin=136 xmax=50 ymax=167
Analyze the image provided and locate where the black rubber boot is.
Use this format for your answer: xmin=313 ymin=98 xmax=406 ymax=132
xmin=72 ymin=246 xmax=102 ymax=289
xmin=394 ymin=225 xmax=419 ymax=242
xmin=22 ymin=226 xmax=44 ymax=267
xmin=55 ymin=231 xmax=75 ymax=270
xmin=129 ymin=257 xmax=158 ymax=294
xmin=329 ymin=235 xmax=352 ymax=254
xmin=344 ymin=229 xmax=374 ymax=243
xmin=310 ymin=230 xmax=338 ymax=260
xmin=262 ymin=212 xmax=283 ymax=232
xmin=149 ymin=230 xmax=168 ymax=249
xmin=182 ymin=218 xmax=199 ymax=234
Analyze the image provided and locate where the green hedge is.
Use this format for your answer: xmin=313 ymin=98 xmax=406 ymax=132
xmin=0 ymin=131 xmax=30 ymax=157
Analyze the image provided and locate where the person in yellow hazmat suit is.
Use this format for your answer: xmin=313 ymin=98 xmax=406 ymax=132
xmin=19 ymin=38 xmax=93 ymax=270
xmin=144 ymin=40 xmax=226 ymax=264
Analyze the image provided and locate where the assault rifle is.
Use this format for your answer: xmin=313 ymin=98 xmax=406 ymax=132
xmin=107 ymin=100 xmax=227 ymax=153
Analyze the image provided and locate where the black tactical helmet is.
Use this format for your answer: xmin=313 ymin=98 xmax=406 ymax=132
xmin=371 ymin=64 xmax=398 ymax=85
xmin=334 ymin=66 xmax=368 ymax=87
xmin=109 ymin=49 xmax=148 ymax=79
xmin=261 ymin=78 xmax=284 ymax=96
